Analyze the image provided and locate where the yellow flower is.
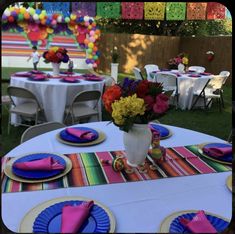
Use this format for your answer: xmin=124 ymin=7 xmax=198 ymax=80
xmin=182 ymin=57 xmax=189 ymax=65
xmin=111 ymin=94 xmax=146 ymax=125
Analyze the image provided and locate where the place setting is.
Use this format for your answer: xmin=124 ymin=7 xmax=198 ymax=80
xmin=56 ymin=126 xmax=106 ymax=146
xmin=82 ymin=74 xmax=104 ymax=82
xmin=27 ymin=74 xmax=50 ymax=82
xmin=159 ymin=209 xmax=229 ymax=233
xmin=19 ymin=196 xmax=116 ymax=233
xmin=148 ymin=122 xmax=173 ymax=140
xmin=197 ymin=142 xmax=232 ymax=165
xmin=59 ymin=77 xmax=81 ymax=83
xmin=4 ymin=152 xmax=72 ymax=183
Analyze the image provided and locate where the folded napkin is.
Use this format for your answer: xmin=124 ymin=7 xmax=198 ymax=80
xmin=13 ymin=157 xmax=65 ymax=171
xmin=203 ymin=146 xmax=232 ymax=157
xmin=32 ymin=74 xmax=46 ymax=80
xmin=200 ymin=72 xmax=212 ymax=76
xmin=179 ymin=210 xmax=217 ymax=233
xmin=66 ymin=128 xmax=96 ymax=140
xmin=61 ymin=201 xmax=94 ymax=233
xmin=13 ymin=73 xmax=31 ymax=77
xmin=189 ymin=74 xmax=201 ymax=77
xmin=63 ymin=77 xmax=76 ymax=82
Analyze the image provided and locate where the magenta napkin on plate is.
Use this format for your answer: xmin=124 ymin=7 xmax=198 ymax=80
xmin=63 ymin=77 xmax=76 ymax=82
xmin=179 ymin=210 xmax=217 ymax=233
xmin=66 ymin=128 xmax=95 ymax=140
xmin=13 ymin=157 xmax=65 ymax=171
xmin=61 ymin=201 xmax=94 ymax=233
xmin=203 ymin=146 xmax=232 ymax=157
xmin=32 ymin=74 xmax=46 ymax=80
xmin=188 ymin=74 xmax=201 ymax=77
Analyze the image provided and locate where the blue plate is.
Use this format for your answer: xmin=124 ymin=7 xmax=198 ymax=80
xmin=12 ymin=153 xmax=66 ymax=179
xmin=149 ymin=124 xmax=171 ymax=139
xmin=202 ymin=143 xmax=232 ymax=163
xmin=33 ymin=200 xmax=110 ymax=233
xmin=169 ymin=212 xmax=229 ymax=233
xmin=60 ymin=127 xmax=99 ymax=143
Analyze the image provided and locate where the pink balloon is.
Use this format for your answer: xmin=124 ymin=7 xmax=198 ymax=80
xmin=93 ymin=63 xmax=97 ymax=68
xmin=90 ymin=37 xmax=95 ymax=42
xmin=90 ymin=30 xmax=95 ymax=36
xmin=85 ymin=22 xmax=89 ymax=27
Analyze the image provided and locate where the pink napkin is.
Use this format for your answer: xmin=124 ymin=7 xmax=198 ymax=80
xmin=61 ymin=201 xmax=94 ymax=233
xmin=179 ymin=210 xmax=217 ymax=233
xmin=189 ymin=74 xmax=201 ymax=77
xmin=66 ymin=128 xmax=96 ymax=140
xmin=32 ymin=74 xmax=46 ymax=80
xmin=13 ymin=157 xmax=65 ymax=171
xmin=203 ymin=146 xmax=232 ymax=157
xmin=63 ymin=77 xmax=76 ymax=82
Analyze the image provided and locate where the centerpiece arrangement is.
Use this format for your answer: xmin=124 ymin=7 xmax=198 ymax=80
xmin=168 ymin=52 xmax=189 ymax=71
xmin=42 ymin=47 xmax=70 ymax=76
xmin=102 ymin=78 xmax=170 ymax=167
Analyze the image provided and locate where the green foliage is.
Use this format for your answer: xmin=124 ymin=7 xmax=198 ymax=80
xmin=96 ymin=18 xmax=232 ymax=36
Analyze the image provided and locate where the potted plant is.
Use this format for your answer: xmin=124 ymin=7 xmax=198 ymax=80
xmin=111 ymin=46 xmax=119 ymax=82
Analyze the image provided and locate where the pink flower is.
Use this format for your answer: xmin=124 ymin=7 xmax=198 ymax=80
xmin=144 ymin=95 xmax=155 ymax=110
xmin=153 ymin=94 xmax=169 ymax=114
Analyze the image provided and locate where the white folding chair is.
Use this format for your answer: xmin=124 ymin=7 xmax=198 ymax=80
xmin=64 ymin=90 xmax=101 ymax=124
xmin=7 ymin=86 xmax=45 ymax=134
xmin=133 ymin=67 xmax=144 ymax=80
xmin=219 ymin=71 xmax=230 ymax=85
xmin=191 ymin=75 xmax=227 ymax=111
xmin=155 ymin=73 xmax=179 ymax=108
xmin=144 ymin=64 xmax=159 ymax=81
xmin=21 ymin=122 xmax=66 ymax=143
xmin=188 ymin=66 xmax=206 ymax=73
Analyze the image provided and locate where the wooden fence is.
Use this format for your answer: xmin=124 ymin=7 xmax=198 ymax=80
xmin=97 ymin=33 xmax=232 ymax=84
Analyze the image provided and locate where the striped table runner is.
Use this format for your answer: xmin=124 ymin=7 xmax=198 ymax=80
xmin=2 ymin=145 xmax=231 ymax=193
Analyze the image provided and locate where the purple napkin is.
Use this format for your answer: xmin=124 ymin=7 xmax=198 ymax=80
xmin=179 ymin=210 xmax=217 ymax=233
xmin=61 ymin=201 xmax=94 ymax=233
xmin=13 ymin=157 xmax=65 ymax=171
xmin=188 ymin=74 xmax=201 ymax=78
xmin=62 ymin=77 xmax=77 ymax=82
xmin=200 ymin=72 xmax=212 ymax=76
xmin=32 ymin=74 xmax=46 ymax=80
xmin=13 ymin=72 xmax=32 ymax=77
xmin=203 ymin=146 xmax=232 ymax=157
xmin=66 ymin=128 xmax=96 ymax=140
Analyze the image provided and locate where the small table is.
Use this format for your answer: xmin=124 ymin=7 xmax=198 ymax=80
xmin=151 ymin=70 xmax=213 ymax=110
xmin=10 ymin=73 xmax=105 ymax=123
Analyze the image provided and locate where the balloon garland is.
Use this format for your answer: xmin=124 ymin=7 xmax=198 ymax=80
xmin=2 ymin=6 xmax=101 ymax=68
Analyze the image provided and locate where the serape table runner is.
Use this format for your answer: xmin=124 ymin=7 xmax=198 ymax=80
xmin=2 ymin=145 xmax=231 ymax=193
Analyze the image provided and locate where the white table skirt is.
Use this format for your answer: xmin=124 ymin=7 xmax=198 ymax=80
xmin=151 ymin=71 xmax=212 ymax=110
xmin=2 ymin=121 xmax=232 ymax=232
xmin=10 ymin=74 xmax=105 ymax=123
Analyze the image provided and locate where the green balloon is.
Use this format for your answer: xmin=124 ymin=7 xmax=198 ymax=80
xmin=93 ymin=55 xmax=98 ymax=60
xmin=87 ymin=48 xmax=92 ymax=54
xmin=18 ymin=14 xmax=24 ymax=21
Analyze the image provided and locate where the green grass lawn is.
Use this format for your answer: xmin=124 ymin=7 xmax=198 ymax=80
xmin=1 ymin=67 xmax=232 ymax=156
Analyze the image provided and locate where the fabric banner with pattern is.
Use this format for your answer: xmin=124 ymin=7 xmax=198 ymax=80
xmin=144 ymin=2 xmax=166 ymax=20
xmin=166 ymin=2 xmax=186 ymax=20
xmin=2 ymin=145 xmax=231 ymax=193
xmin=71 ymin=2 xmax=96 ymax=17
xmin=187 ymin=2 xmax=207 ymax=20
xmin=96 ymin=2 xmax=121 ymax=19
xmin=207 ymin=2 xmax=226 ymax=20
xmin=121 ymin=2 xmax=144 ymax=20
xmin=42 ymin=2 xmax=70 ymax=15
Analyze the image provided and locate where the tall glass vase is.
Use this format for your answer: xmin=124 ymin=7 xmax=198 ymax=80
xmin=123 ymin=124 xmax=152 ymax=167
xmin=51 ymin=62 xmax=61 ymax=76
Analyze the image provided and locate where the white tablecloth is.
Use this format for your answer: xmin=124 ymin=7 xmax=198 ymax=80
xmin=151 ymin=71 xmax=212 ymax=110
xmin=2 ymin=121 xmax=232 ymax=232
xmin=10 ymin=73 xmax=105 ymax=123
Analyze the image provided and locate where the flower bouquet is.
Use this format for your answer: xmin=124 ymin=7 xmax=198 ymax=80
xmin=168 ymin=53 xmax=189 ymax=69
xmin=102 ymin=78 xmax=170 ymax=132
xmin=102 ymin=77 xmax=170 ymax=167
xmin=43 ymin=47 xmax=69 ymax=76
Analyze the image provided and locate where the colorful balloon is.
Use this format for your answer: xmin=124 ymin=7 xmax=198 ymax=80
xmin=88 ymin=42 xmax=94 ymax=48
xmin=33 ymin=14 xmax=39 ymax=20
xmin=84 ymin=16 xmax=89 ymax=22
xmin=4 ymin=9 xmax=10 ymax=17
xmin=65 ymin=17 xmax=70 ymax=23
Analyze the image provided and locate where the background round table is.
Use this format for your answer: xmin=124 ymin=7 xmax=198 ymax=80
xmin=2 ymin=121 xmax=232 ymax=233
xmin=10 ymin=73 xmax=105 ymax=123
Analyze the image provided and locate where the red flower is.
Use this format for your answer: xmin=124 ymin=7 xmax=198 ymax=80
xmin=153 ymin=94 xmax=169 ymax=114
xmin=143 ymin=95 xmax=155 ymax=111
xmin=136 ymin=80 xmax=149 ymax=98
xmin=102 ymin=85 xmax=122 ymax=113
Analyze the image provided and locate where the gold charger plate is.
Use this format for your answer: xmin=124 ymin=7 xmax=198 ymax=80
xmin=19 ymin=196 xmax=116 ymax=233
xmin=56 ymin=130 xmax=106 ymax=146
xmin=197 ymin=143 xmax=232 ymax=165
xmin=226 ymin=174 xmax=232 ymax=192
xmin=149 ymin=122 xmax=173 ymax=140
xmin=4 ymin=153 xmax=72 ymax=183
xmin=159 ymin=210 xmax=229 ymax=233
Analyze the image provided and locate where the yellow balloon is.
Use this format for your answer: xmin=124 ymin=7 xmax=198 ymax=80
xmin=39 ymin=14 xmax=44 ymax=20
xmin=88 ymin=54 xmax=93 ymax=59
xmin=47 ymin=28 xmax=54 ymax=34
xmin=88 ymin=25 xmax=92 ymax=30
xmin=70 ymin=14 xmax=76 ymax=20
xmin=20 ymin=7 xmax=26 ymax=14
xmin=88 ymin=42 xmax=94 ymax=48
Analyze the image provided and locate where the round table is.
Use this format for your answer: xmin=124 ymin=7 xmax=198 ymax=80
xmin=2 ymin=121 xmax=231 ymax=232
xmin=10 ymin=73 xmax=105 ymax=123
xmin=151 ymin=70 xmax=213 ymax=110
